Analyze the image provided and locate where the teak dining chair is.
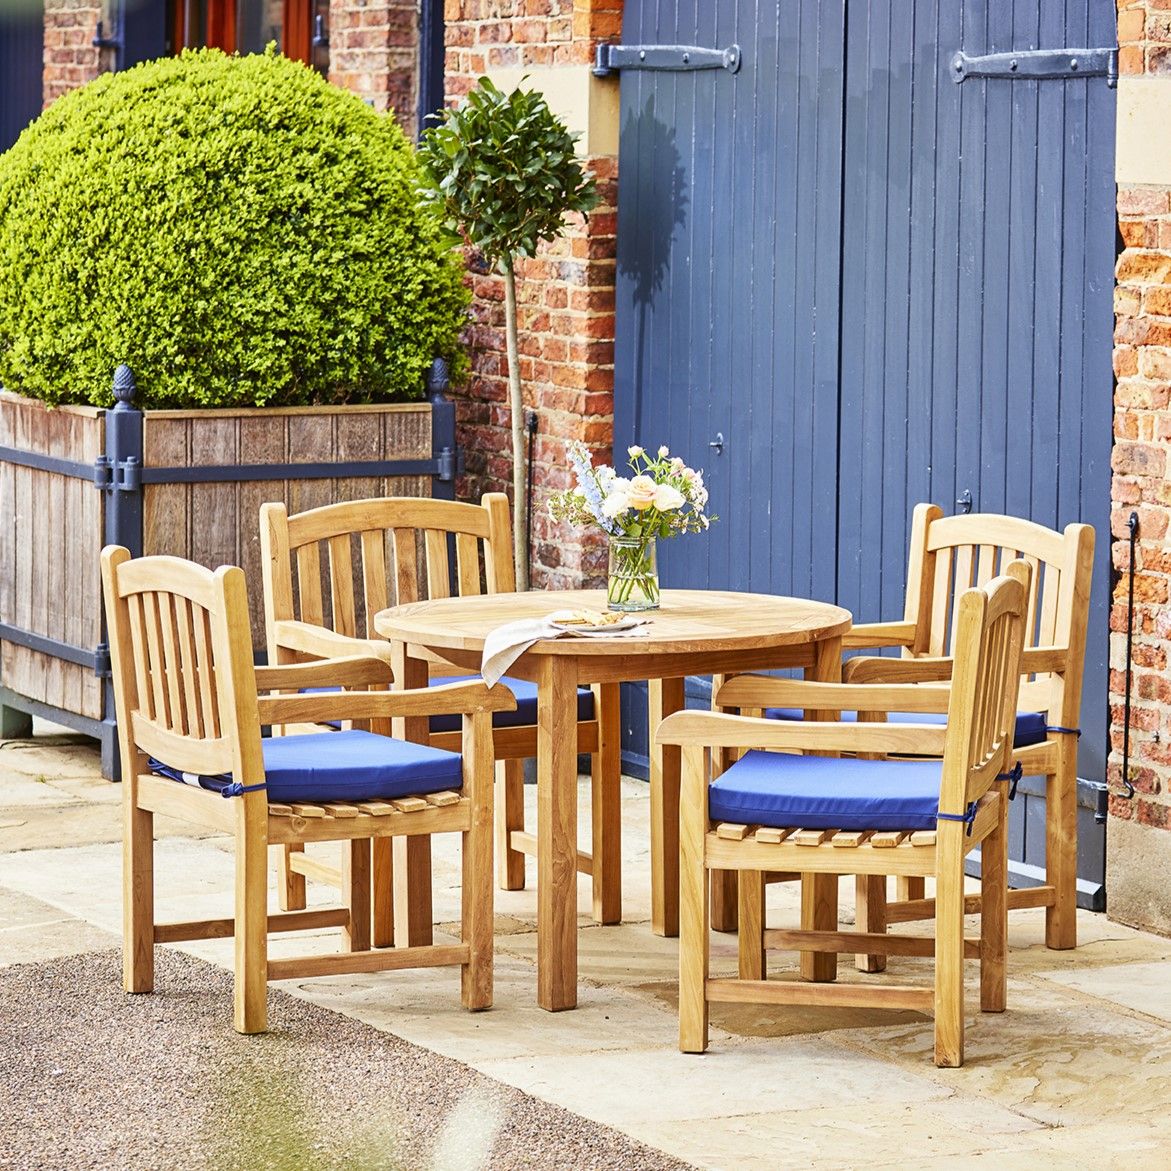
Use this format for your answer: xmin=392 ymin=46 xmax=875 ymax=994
xmin=102 ymin=546 xmax=513 ymax=1033
xmin=259 ymin=494 xmax=620 ymax=948
xmin=840 ymin=506 xmax=1094 ymax=950
xmin=660 ymin=571 xmax=1029 ymax=1068
xmin=722 ymin=505 xmax=1093 ymax=952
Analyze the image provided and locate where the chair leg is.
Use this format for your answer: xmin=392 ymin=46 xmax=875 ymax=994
xmin=1045 ymin=739 xmax=1079 ymax=950
xmin=463 ymin=727 xmax=495 ymax=1012
xmin=710 ymin=870 xmax=739 ymax=933
xmin=343 ymin=839 xmax=372 ymax=953
xmin=278 ymin=843 xmax=307 ymax=912
xmin=591 ymin=684 xmax=622 ymax=925
xmin=710 ymin=744 xmax=738 ymax=933
xmin=933 ymin=833 xmax=965 ymax=1068
xmin=393 ymin=836 xmax=434 ymax=948
xmin=738 ymin=870 xmax=765 ymax=981
xmin=981 ymin=797 xmax=1008 ymax=1014
xmin=495 ymin=758 xmax=526 ymax=892
xmin=800 ymin=874 xmax=838 ymax=982
xmin=853 ymin=875 xmax=888 ymax=973
xmin=678 ymin=747 xmax=709 ymax=1054
xmin=897 ymin=876 xmax=925 ymax=903
xmin=372 ymin=838 xmax=394 ymax=948
xmin=233 ymin=809 xmax=268 ymax=1035
xmin=123 ymin=802 xmax=154 ymax=994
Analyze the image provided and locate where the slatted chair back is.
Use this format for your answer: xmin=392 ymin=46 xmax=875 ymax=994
xmin=938 ymin=571 xmax=1029 ymax=817
xmin=904 ymin=504 xmax=1094 ymax=728
xmin=101 ymin=548 xmax=265 ymax=791
xmin=260 ymin=495 xmax=514 ymax=649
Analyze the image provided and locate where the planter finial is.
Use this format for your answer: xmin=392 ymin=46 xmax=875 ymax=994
xmin=112 ymin=364 xmax=137 ymax=408
xmin=427 ymin=356 xmax=450 ymax=401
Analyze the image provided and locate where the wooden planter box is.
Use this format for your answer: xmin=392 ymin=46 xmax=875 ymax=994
xmin=0 ymin=375 xmax=455 ymax=775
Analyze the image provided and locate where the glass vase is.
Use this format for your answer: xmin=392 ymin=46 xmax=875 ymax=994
xmin=607 ymin=535 xmax=660 ymax=611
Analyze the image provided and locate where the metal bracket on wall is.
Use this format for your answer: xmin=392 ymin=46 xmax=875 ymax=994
xmin=951 ymin=47 xmax=1118 ymax=87
xmin=593 ymin=43 xmax=741 ymax=78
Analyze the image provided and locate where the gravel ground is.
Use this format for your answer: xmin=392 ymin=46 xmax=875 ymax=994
xmin=0 ymin=949 xmax=693 ymax=1171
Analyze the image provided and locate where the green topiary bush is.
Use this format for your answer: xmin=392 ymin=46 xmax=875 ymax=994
xmin=0 ymin=49 xmax=470 ymax=409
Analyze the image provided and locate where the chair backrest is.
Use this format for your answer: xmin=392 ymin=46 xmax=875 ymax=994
xmin=939 ymin=571 xmax=1029 ymax=814
xmin=903 ymin=504 xmax=1094 ymax=724
xmin=101 ymin=546 xmax=264 ymax=786
xmin=259 ymin=495 xmax=514 ymax=650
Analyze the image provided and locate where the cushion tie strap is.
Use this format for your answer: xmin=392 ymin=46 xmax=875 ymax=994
xmin=1046 ymin=724 xmax=1081 ymax=738
xmin=937 ymin=800 xmax=979 ymax=836
xmin=999 ymin=760 xmax=1024 ymax=800
xmin=220 ymin=781 xmax=267 ymax=799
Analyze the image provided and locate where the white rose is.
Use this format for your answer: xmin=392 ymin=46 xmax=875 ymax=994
xmin=625 ymin=475 xmax=658 ymax=511
xmin=657 ymin=445 xmax=670 ymax=458
xmin=652 ymin=483 xmax=685 ymax=511
xmin=602 ymin=492 xmax=630 ymax=519
xmin=627 ymin=445 xmax=644 ymax=458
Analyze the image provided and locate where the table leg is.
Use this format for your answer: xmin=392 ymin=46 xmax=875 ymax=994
xmin=802 ymin=635 xmax=842 ymax=982
xmin=591 ymin=682 xmax=622 ymax=925
xmin=537 ymin=655 xmax=579 ymax=1011
xmin=650 ymin=676 xmax=686 ymax=938
xmin=390 ymin=646 xmax=433 ymax=949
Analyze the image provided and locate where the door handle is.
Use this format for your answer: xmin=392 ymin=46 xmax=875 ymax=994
xmin=709 ymin=432 xmax=724 ymax=455
xmin=955 ymin=489 xmax=973 ymax=514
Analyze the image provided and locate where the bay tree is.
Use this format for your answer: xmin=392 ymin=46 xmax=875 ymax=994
xmin=418 ymin=77 xmax=599 ymax=588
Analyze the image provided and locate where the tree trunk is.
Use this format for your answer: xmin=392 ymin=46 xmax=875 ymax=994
xmin=502 ymin=258 xmax=528 ymax=590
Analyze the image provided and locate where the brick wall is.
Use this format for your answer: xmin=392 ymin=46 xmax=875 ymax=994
xmin=1108 ymin=1 xmax=1171 ymax=933
xmin=444 ymin=0 xmax=621 ymax=588
xmin=328 ymin=0 xmax=417 ymax=129
xmin=42 ymin=0 xmax=105 ymax=107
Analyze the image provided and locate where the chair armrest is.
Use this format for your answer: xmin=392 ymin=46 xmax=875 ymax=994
xmin=841 ymin=620 xmax=918 ymax=650
xmin=254 ymin=656 xmax=395 ymax=691
xmin=714 ymin=675 xmax=954 ymax=714
xmin=270 ymin=619 xmax=394 ymax=665
xmin=256 ymin=679 xmax=516 ymax=726
xmin=656 ymin=710 xmax=948 ymax=756
xmin=844 ymin=645 xmax=1068 ymax=684
xmin=844 ymin=656 xmax=953 ymax=684
xmin=1020 ymin=645 xmax=1067 ymax=673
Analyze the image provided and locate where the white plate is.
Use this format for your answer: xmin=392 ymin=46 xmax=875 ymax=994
xmin=550 ymin=615 xmax=646 ymax=635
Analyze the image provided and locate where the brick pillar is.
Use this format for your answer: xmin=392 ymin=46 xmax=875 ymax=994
xmin=328 ymin=0 xmax=418 ymax=132
xmin=445 ymin=0 xmax=621 ymax=588
xmin=1108 ymin=1 xmax=1171 ymax=933
xmin=42 ymin=0 xmax=107 ymax=107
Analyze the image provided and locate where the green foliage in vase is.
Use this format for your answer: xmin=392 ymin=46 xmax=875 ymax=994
xmin=0 ymin=48 xmax=470 ymax=409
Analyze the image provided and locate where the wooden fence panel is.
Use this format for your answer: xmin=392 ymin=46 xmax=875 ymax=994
xmin=142 ymin=404 xmax=433 ymax=649
xmin=0 ymin=394 xmax=105 ymax=719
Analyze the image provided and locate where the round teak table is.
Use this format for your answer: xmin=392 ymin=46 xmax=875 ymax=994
xmin=375 ymin=587 xmax=852 ymax=1012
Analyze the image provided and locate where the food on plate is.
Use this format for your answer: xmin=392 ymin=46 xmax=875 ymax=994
xmin=548 ymin=608 xmax=626 ymax=627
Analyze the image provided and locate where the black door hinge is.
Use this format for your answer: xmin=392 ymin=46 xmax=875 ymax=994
xmin=593 ymin=42 xmax=741 ymax=78
xmin=952 ymin=47 xmax=1118 ymax=87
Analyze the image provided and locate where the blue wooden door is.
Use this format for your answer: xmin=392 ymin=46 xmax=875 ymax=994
xmin=0 ymin=5 xmax=44 ymax=153
xmin=613 ymin=0 xmax=1116 ymax=901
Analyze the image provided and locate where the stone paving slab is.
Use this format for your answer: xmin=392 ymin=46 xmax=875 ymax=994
xmin=3 ymin=732 xmax=1171 ymax=1169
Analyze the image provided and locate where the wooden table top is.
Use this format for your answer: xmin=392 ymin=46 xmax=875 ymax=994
xmin=373 ymin=589 xmax=852 ymax=658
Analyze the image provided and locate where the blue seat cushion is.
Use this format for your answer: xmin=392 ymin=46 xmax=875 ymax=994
xmin=302 ymin=678 xmax=594 ymax=734
xmin=765 ymin=707 xmax=1048 ymax=749
xmin=428 ymin=676 xmax=594 ymax=734
xmin=149 ymin=729 xmax=463 ymax=804
xmin=709 ymin=751 xmax=945 ymax=832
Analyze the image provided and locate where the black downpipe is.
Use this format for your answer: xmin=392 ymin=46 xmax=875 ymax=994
xmin=417 ymin=0 xmax=446 ymax=136
xmin=525 ymin=410 xmax=538 ymax=584
xmin=1115 ymin=510 xmax=1140 ymax=813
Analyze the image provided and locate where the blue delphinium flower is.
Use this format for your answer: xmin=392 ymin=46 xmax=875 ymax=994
xmin=566 ymin=440 xmax=619 ymax=534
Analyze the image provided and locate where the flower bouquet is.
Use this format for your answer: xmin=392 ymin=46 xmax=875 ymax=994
xmin=549 ymin=440 xmax=716 ymax=611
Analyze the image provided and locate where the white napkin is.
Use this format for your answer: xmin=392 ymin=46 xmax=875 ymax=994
xmin=481 ymin=617 xmax=650 ymax=687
